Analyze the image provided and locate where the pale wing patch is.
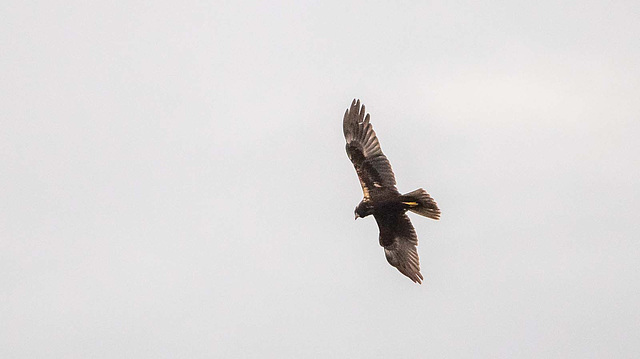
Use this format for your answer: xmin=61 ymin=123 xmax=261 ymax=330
xmin=356 ymin=168 xmax=371 ymax=199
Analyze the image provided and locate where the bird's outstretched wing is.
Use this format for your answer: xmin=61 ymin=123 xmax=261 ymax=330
xmin=343 ymin=99 xmax=397 ymax=200
xmin=374 ymin=212 xmax=423 ymax=283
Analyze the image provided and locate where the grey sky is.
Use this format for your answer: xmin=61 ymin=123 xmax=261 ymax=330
xmin=2 ymin=1 xmax=639 ymax=357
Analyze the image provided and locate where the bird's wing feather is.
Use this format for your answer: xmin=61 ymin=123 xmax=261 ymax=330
xmin=343 ymin=99 xmax=397 ymax=200
xmin=374 ymin=212 xmax=423 ymax=284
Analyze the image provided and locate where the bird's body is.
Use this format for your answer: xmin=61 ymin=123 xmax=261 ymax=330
xmin=343 ymin=99 xmax=440 ymax=284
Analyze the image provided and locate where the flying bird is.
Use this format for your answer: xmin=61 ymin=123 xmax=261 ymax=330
xmin=343 ymin=99 xmax=440 ymax=284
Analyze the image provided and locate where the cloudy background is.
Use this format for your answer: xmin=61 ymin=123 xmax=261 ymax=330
xmin=2 ymin=1 xmax=639 ymax=357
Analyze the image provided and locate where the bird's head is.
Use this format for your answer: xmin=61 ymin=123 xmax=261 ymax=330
xmin=354 ymin=200 xmax=373 ymax=220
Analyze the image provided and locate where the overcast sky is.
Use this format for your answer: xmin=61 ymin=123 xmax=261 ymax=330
xmin=2 ymin=1 xmax=639 ymax=358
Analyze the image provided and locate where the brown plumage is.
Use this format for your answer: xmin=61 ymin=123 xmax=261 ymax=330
xmin=343 ymin=99 xmax=440 ymax=284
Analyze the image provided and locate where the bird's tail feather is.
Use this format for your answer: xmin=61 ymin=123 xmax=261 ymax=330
xmin=401 ymin=188 xmax=440 ymax=220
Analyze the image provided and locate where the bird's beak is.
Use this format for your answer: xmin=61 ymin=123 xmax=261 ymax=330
xmin=354 ymin=213 xmax=358 ymax=220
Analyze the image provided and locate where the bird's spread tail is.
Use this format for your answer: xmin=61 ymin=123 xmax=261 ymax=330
xmin=401 ymin=188 xmax=440 ymax=220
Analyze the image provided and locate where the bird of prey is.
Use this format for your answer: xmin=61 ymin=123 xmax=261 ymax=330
xmin=343 ymin=99 xmax=440 ymax=284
